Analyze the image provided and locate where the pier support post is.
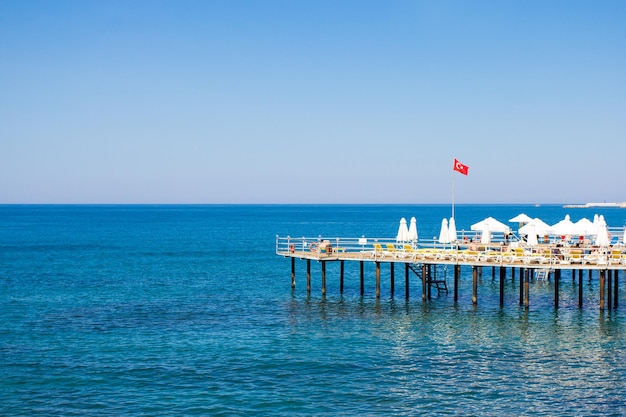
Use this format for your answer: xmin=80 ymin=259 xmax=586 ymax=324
xmin=321 ymin=261 xmax=326 ymax=296
xmin=607 ymin=270 xmax=613 ymax=310
xmin=360 ymin=261 xmax=364 ymax=296
xmin=519 ymin=267 xmax=525 ymax=305
xmin=524 ymin=269 xmax=530 ymax=309
xmin=600 ymin=269 xmax=605 ymax=311
xmin=340 ymin=260 xmax=344 ymax=294
xmin=572 ymin=269 xmax=576 ymax=283
xmin=390 ymin=263 xmax=395 ymax=298
xmin=578 ymin=269 xmax=583 ymax=308
xmin=427 ymin=264 xmax=432 ymax=299
xmin=472 ymin=266 xmax=478 ymax=305
xmin=492 ymin=266 xmax=496 ymax=280
xmin=405 ymin=263 xmax=410 ymax=300
xmin=307 ymin=260 xmax=311 ymax=294
xmin=499 ymin=266 xmax=505 ymax=307
xmin=375 ymin=262 xmax=381 ymax=299
xmin=613 ymin=269 xmax=619 ymax=309
xmin=554 ymin=268 xmax=560 ymax=309
xmin=512 ymin=267 xmax=516 ymax=282
xmin=291 ymin=257 xmax=296 ymax=289
xmin=421 ymin=264 xmax=427 ymax=302
xmin=454 ymin=265 xmax=460 ymax=302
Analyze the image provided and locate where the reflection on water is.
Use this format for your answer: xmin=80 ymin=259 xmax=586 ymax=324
xmin=284 ymin=278 xmax=626 ymax=415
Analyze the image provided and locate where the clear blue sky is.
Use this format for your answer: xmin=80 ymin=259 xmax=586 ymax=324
xmin=2 ymin=0 xmax=625 ymax=204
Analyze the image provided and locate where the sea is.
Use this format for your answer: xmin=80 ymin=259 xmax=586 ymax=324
xmin=2 ymin=204 xmax=626 ymax=416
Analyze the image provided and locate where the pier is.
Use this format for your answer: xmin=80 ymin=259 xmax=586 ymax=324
xmin=276 ymin=236 xmax=626 ymax=310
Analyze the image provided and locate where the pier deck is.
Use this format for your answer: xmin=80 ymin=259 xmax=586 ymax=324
xmin=276 ymin=236 xmax=626 ymax=270
xmin=276 ymin=236 xmax=625 ymax=310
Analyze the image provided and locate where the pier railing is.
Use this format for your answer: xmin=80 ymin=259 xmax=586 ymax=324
xmin=276 ymin=235 xmax=626 ymax=267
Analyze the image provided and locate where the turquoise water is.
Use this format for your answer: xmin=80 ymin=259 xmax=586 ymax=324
xmin=2 ymin=205 xmax=626 ymax=415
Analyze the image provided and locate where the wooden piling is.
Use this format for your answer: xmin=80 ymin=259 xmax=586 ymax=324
xmin=359 ymin=261 xmax=364 ymax=296
xmin=427 ymin=264 xmax=432 ymax=300
xmin=524 ymin=269 xmax=530 ymax=309
xmin=390 ymin=262 xmax=395 ymax=298
xmin=607 ymin=270 xmax=613 ymax=310
xmin=291 ymin=257 xmax=296 ymax=288
xmin=519 ymin=267 xmax=525 ymax=306
xmin=472 ymin=266 xmax=478 ymax=305
xmin=554 ymin=268 xmax=560 ymax=309
xmin=499 ymin=266 xmax=505 ymax=307
xmin=405 ymin=263 xmax=410 ymax=300
xmin=321 ymin=261 xmax=326 ymax=296
xmin=454 ymin=264 xmax=460 ymax=302
xmin=375 ymin=261 xmax=381 ymax=299
xmin=613 ymin=269 xmax=619 ymax=309
xmin=578 ymin=269 xmax=583 ymax=308
xmin=306 ymin=259 xmax=311 ymax=294
xmin=339 ymin=260 xmax=344 ymax=294
xmin=600 ymin=269 xmax=605 ymax=311
xmin=421 ymin=264 xmax=427 ymax=301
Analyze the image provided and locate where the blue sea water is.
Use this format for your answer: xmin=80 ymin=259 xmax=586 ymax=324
xmin=2 ymin=204 xmax=626 ymax=416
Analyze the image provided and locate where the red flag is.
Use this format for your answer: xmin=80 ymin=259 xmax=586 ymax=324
xmin=453 ymin=158 xmax=469 ymax=175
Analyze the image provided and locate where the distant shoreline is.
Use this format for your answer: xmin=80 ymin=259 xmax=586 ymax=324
xmin=563 ymin=202 xmax=626 ymax=208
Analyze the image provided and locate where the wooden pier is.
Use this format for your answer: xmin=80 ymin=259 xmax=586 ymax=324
xmin=276 ymin=236 xmax=626 ymax=310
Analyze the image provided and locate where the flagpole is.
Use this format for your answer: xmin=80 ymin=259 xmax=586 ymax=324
xmin=452 ymin=170 xmax=455 ymax=219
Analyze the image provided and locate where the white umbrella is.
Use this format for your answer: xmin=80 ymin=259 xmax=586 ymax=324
xmin=438 ymin=218 xmax=450 ymax=244
xmin=595 ymin=216 xmax=610 ymax=247
xmin=448 ymin=217 xmax=457 ymax=243
xmin=471 ymin=217 xmax=511 ymax=233
xmin=408 ymin=217 xmax=418 ymax=242
xmin=509 ymin=213 xmax=533 ymax=223
xmin=396 ymin=217 xmax=410 ymax=242
xmin=574 ymin=218 xmax=596 ymax=236
xmin=550 ymin=214 xmax=577 ymax=237
xmin=519 ymin=218 xmax=551 ymax=236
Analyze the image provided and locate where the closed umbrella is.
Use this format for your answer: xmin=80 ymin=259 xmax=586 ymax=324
xmin=524 ymin=223 xmax=539 ymax=246
xmin=438 ymin=218 xmax=450 ymax=244
xmin=595 ymin=215 xmax=610 ymax=247
xmin=480 ymin=226 xmax=492 ymax=244
xmin=448 ymin=217 xmax=457 ymax=243
xmin=408 ymin=217 xmax=418 ymax=243
xmin=396 ymin=217 xmax=410 ymax=242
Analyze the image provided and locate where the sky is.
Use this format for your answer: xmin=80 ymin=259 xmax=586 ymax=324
xmin=1 ymin=0 xmax=625 ymax=204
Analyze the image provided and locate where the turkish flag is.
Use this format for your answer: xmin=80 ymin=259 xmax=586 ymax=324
xmin=453 ymin=158 xmax=469 ymax=175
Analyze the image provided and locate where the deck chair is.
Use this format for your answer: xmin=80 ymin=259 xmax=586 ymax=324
xmin=371 ymin=243 xmax=385 ymax=258
xmin=385 ymin=243 xmax=398 ymax=257
xmin=569 ymin=249 xmax=584 ymax=264
xmin=610 ymin=250 xmax=624 ymax=265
